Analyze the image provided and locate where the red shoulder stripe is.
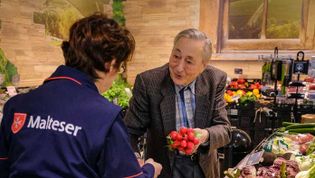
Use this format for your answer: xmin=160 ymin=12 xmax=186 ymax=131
xmin=123 ymin=171 xmax=143 ymax=178
xmin=44 ymin=76 xmax=82 ymax=85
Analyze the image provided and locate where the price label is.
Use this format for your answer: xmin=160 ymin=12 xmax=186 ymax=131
xmin=6 ymin=86 xmax=17 ymax=97
xmin=230 ymin=109 xmax=238 ymax=116
xmin=236 ymin=150 xmax=264 ymax=169
xmin=246 ymin=150 xmax=264 ymax=166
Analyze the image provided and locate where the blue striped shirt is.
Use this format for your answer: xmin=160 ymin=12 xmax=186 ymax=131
xmin=175 ymin=81 xmax=196 ymax=130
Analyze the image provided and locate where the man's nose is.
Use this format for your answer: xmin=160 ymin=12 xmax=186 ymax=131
xmin=176 ymin=60 xmax=185 ymax=72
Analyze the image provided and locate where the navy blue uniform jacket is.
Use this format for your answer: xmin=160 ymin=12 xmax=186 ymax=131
xmin=0 ymin=65 xmax=154 ymax=178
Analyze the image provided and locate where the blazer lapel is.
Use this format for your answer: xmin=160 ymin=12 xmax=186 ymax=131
xmin=160 ymin=74 xmax=176 ymax=136
xmin=194 ymin=75 xmax=211 ymax=128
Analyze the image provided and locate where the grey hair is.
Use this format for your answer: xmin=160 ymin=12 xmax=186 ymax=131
xmin=174 ymin=28 xmax=212 ymax=63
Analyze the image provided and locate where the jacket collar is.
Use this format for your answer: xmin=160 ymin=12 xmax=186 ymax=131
xmin=44 ymin=65 xmax=98 ymax=92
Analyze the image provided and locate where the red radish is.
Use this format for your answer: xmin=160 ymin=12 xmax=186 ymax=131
xmin=176 ymin=134 xmax=183 ymax=141
xmin=186 ymin=142 xmax=194 ymax=149
xmin=171 ymin=143 xmax=177 ymax=149
xmin=169 ymin=131 xmax=178 ymax=140
xmin=167 ymin=127 xmax=200 ymax=155
xmin=180 ymin=140 xmax=187 ymax=148
xmin=187 ymin=128 xmax=194 ymax=133
xmin=178 ymin=146 xmax=185 ymax=152
xmin=180 ymin=127 xmax=187 ymax=135
xmin=185 ymin=148 xmax=193 ymax=155
xmin=174 ymin=140 xmax=181 ymax=147
xmin=193 ymin=138 xmax=199 ymax=145
xmin=187 ymin=132 xmax=195 ymax=141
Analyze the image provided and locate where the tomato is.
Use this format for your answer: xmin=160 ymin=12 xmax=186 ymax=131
xmin=237 ymin=78 xmax=246 ymax=84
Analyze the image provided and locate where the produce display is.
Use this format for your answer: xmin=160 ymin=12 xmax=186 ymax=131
xmin=224 ymin=122 xmax=315 ymax=178
xmin=0 ymin=87 xmax=35 ymax=123
xmin=227 ymin=78 xmax=262 ymax=91
xmin=166 ymin=127 xmax=200 ymax=155
xmin=279 ymin=122 xmax=315 ymax=135
xmin=102 ymin=74 xmax=132 ymax=109
xmin=224 ymin=78 xmax=262 ymax=106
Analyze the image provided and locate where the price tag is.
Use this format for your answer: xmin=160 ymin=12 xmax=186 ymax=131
xmin=230 ymin=109 xmax=238 ymax=116
xmin=6 ymin=86 xmax=17 ymax=97
xmin=246 ymin=150 xmax=264 ymax=166
xmin=236 ymin=150 xmax=264 ymax=169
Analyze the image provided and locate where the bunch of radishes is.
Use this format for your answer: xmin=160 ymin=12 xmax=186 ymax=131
xmin=167 ymin=127 xmax=200 ymax=155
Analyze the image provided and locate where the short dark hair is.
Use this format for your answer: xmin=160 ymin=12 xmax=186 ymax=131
xmin=61 ymin=13 xmax=135 ymax=80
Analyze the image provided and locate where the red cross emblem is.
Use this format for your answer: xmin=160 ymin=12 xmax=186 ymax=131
xmin=11 ymin=113 xmax=27 ymax=134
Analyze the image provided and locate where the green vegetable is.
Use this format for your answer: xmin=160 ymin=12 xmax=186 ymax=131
xmin=278 ymin=127 xmax=286 ymax=132
xmin=278 ymin=122 xmax=315 ymax=134
xmin=280 ymin=162 xmax=287 ymax=178
xmin=285 ymin=123 xmax=315 ymax=130
xmin=295 ymin=163 xmax=315 ymax=178
xmin=224 ymin=168 xmax=240 ymax=178
xmin=102 ymin=74 xmax=132 ymax=109
xmin=239 ymin=95 xmax=256 ymax=106
xmin=306 ymin=142 xmax=315 ymax=155
xmin=282 ymin=122 xmax=298 ymax=127
xmin=287 ymin=128 xmax=315 ymax=134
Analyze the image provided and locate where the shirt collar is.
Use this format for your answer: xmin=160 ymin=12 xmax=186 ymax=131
xmin=175 ymin=80 xmax=196 ymax=95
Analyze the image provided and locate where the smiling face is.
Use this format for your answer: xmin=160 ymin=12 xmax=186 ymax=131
xmin=169 ymin=37 xmax=206 ymax=86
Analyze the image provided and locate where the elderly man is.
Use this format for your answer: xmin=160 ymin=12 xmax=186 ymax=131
xmin=124 ymin=28 xmax=231 ymax=178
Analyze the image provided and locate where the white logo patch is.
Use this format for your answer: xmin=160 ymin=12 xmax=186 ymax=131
xmin=27 ymin=115 xmax=82 ymax=136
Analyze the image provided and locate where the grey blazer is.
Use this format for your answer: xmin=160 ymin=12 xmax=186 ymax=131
xmin=124 ymin=64 xmax=231 ymax=178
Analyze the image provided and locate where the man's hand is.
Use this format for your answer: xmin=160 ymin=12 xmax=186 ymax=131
xmin=191 ymin=128 xmax=209 ymax=153
xmin=144 ymin=158 xmax=162 ymax=178
xmin=193 ymin=128 xmax=209 ymax=144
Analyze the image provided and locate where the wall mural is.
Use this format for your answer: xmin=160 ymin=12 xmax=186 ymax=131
xmin=0 ymin=0 xmax=1 ymax=31
xmin=33 ymin=0 xmax=109 ymax=42
xmin=0 ymin=0 xmax=19 ymax=87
